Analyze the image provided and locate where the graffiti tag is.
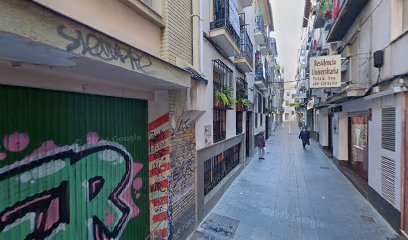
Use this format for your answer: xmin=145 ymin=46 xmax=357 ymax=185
xmin=57 ymin=25 xmax=152 ymax=73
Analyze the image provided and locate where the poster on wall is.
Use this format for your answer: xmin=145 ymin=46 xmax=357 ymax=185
xmin=309 ymin=55 xmax=341 ymax=88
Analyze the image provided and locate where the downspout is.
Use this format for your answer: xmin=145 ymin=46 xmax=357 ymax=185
xmin=401 ymin=91 xmax=408 ymax=232
xmin=192 ymin=0 xmax=201 ymax=71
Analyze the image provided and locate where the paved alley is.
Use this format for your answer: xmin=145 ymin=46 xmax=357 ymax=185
xmin=191 ymin=124 xmax=399 ymax=240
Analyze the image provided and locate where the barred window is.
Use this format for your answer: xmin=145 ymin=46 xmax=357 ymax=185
xmin=214 ymin=109 xmax=226 ymax=142
xmin=204 ymin=144 xmax=240 ymax=195
xmin=236 ymin=111 xmax=243 ymax=134
xmin=213 ymin=60 xmax=232 ymax=142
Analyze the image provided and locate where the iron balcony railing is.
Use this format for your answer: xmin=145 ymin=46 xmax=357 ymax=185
xmin=211 ymin=0 xmax=241 ymax=48
xmin=256 ymin=15 xmax=265 ymax=36
xmin=239 ymin=26 xmax=254 ymax=66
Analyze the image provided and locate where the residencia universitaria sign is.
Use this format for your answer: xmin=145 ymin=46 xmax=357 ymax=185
xmin=309 ymin=55 xmax=341 ymax=88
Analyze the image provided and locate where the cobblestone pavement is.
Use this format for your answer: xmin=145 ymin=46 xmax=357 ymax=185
xmin=190 ymin=123 xmax=399 ymax=240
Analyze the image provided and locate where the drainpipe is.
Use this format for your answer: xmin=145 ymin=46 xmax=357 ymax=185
xmin=192 ymin=0 xmax=201 ymax=71
xmin=401 ymin=91 xmax=408 ymax=231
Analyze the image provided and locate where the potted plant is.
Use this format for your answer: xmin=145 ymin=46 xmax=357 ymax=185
xmin=236 ymin=98 xmax=252 ymax=111
xmin=215 ymin=90 xmax=229 ymax=108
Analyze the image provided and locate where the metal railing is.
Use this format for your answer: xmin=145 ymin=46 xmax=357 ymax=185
xmin=211 ymin=0 xmax=241 ymax=47
xmin=204 ymin=144 xmax=240 ymax=195
xmin=239 ymin=26 xmax=254 ymax=66
xmin=255 ymin=15 xmax=265 ymax=35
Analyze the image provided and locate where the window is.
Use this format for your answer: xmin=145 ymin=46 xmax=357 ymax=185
xmin=236 ymin=112 xmax=243 ymax=134
xmin=204 ymin=144 xmax=240 ymax=195
xmin=391 ymin=0 xmax=408 ymax=40
xmin=213 ymin=109 xmax=226 ymax=142
xmin=213 ymin=60 xmax=232 ymax=143
xmin=285 ymin=113 xmax=289 ymax=120
xmin=258 ymin=93 xmax=262 ymax=113
xmin=287 ymin=92 xmax=290 ymax=96
xmin=255 ymin=113 xmax=258 ymax=128
xmin=286 ymin=100 xmax=290 ymax=106
xmin=260 ymin=114 xmax=263 ymax=126
xmin=291 ymin=111 xmax=295 ymax=116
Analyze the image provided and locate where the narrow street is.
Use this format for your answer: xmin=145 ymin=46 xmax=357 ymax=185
xmin=191 ymin=123 xmax=398 ymax=240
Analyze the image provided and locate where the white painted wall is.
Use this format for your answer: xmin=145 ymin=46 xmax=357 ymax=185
xmin=332 ymin=111 xmax=348 ymax=161
xmin=195 ymin=1 xmax=256 ymax=150
xmin=318 ymin=107 xmax=328 ymax=147
xmin=368 ymin=94 xmax=403 ymax=210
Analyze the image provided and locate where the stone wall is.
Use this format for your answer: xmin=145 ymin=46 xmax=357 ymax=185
xmin=168 ymin=90 xmax=197 ymax=239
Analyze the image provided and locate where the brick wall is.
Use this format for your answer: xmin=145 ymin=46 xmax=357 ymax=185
xmin=168 ymin=90 xmax=197 ymax=239
xmin=161 ymin=0 xmax=193 ymax=65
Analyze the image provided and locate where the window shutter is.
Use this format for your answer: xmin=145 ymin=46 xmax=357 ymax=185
xmin=381 ymin=107 xmax=396 ymax=152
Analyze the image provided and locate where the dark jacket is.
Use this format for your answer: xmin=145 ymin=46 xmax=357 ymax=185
xmin=298 ymin=130 xmax=310 ymax=142
xmin=256 ymin=134 xmax=265 ymax=147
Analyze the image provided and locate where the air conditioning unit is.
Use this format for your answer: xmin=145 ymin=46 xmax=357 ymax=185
xmin=342 ymin=45 xmax=352 ymax=58
xmin=329 ymin=41 xmax=342 ymax=55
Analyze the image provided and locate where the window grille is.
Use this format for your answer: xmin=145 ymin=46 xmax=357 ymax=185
xmin=204 ymin=144 xmax=240 ymax=195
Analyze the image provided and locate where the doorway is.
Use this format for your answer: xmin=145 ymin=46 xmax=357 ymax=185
xmin=348 ymin=116 xmax=369 ymax=180
xmin=328 ymin=114 xmax=333 ymax=153
xmin=246 ymin=112 xmax=252 ymax=157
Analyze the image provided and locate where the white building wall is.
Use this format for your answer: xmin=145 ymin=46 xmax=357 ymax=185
xmin=318 ymin=107 xmax=329 ymax=147
xmin=368 ymin=94 xmax=403 ymax=210
xmin=195 ymin=0 xmax=254 ymax=150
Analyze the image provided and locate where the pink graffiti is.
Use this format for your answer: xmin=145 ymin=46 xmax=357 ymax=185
xmin=103 ymin=209 xmax=115 ymax=226
xmin=122 ymin=162 xmax=143 ymax=218
xmin=136 ymin=193 xmax=140 ymax=199
xmin=0 ymin=152 xmax=6 ymax=160
xmin=3 ymin=132 xmax=30 ymax=152
xmin=23 ymin=140 xmax=59 ymax=160
xmin=132 ymin=178 xmax=142 ymax=191
xmin=87 ymin=132 xmax=100 ymax=144
xmin=45 ymin=198 xmax=60 ymax=230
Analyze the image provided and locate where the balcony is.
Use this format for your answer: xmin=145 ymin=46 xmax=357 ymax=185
xmin=235 ymin=25 xmax=253 ymax=72
xmin=327 ymin=0 xmax=369 ymax=42
xmin=238 ymin=0 xmax=252 ymax=8
xmin=210 ymin=0 xmax=241 ymax=57
xmin=259 ymin=37 xmax=269 ymax=55
xmin=254 ymin=15 xmax=266 ymax=45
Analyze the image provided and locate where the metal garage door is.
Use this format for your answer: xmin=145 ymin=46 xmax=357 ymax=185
xmin=0 ymin=85 xmax=149 ymax=239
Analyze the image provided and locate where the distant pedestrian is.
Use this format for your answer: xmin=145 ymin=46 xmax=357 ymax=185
xmin=298 ymin=127 xmax=310 ymax=149
xmin=298 ymin=120 xmax=303 ymax=130
xmin=256 ymin=132 xmax=266 ymax=159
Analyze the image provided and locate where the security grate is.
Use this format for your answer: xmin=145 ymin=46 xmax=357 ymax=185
xmin=381 ymin=156 xmax=396 ymax=206
xmin=381 ymin=107 xmax=396 ymax=152
xmin=360 ymin=215 xmax=376 ymax=224
xmin=200 ymin=213 xmax=239 ymax=238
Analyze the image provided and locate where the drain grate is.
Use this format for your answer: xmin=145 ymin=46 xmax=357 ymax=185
xmin=360 ymin=215 xmax=376 ymax=224
xmin=200 ymin=213 xmax=239 ymax=238
xmin=320 ymin=166 xmax=330 ymax=170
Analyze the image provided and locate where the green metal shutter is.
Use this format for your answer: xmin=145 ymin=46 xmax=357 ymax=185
xmin=0 ymin=85 xmax=149 ymax=239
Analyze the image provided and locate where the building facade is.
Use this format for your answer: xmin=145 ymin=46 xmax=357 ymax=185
xmin=0 ymin=0 xmax=278 ymax=239
xmin=194 ymin=0 xmax=275 ymax=226
xmin=297 ymin=0 xmax=408 ymax=236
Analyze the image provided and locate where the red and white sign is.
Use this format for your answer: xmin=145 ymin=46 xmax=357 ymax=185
xmin=148 ymin=113 xmax=171 ymax=239
xmin=309 ymin=55 xmax=341 ymax=88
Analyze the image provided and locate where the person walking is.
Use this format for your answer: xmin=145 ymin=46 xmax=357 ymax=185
xmin=298 ymin=127 xmax=310 ymax=149
xmin=298 ymin=120 xmax=303 ymax=130
xmin=256 ymin=132 xmax=266 ymax=159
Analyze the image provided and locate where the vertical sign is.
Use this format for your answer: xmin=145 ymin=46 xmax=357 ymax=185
xmin=309 ymin=55 xmax=341 ymax=88
xmin=148 ymin=114 xmax=171 ymax=239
